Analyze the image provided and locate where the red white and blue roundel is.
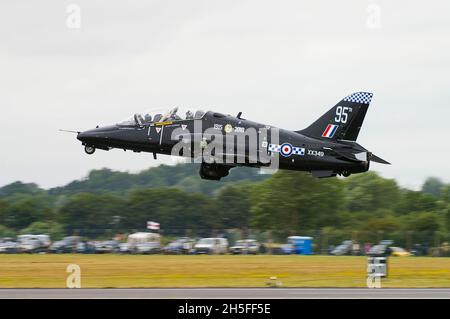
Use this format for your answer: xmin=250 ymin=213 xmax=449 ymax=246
xmin=268 ymin=143 xmax=305 ymax=157
xmin=280 ymin=143 xmax=293 ymax=157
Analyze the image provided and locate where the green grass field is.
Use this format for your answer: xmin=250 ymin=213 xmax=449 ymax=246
xmin=1 ymin=254 xmax=450 ymax=288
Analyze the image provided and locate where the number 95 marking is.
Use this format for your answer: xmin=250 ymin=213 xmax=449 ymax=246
xmin=335 ymin=106 xmax=351 ymax=124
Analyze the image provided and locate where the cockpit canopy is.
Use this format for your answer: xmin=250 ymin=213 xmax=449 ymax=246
xmin=117 ymin=107 xmax=206 ymax=126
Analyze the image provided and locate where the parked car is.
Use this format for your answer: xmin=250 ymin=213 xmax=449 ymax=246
xmin=230 ymin=239 xmax=260 ymax=254
xmin=390 ymin=247 xmax=411 ymax=257
xmin=330 ymin=240 xmax=353 ymax=256
xmin=0 ymin=238 xmax=19 ymax=253
xmin=17 ymin=234 xmax=51 ymax=253
xmin=194 ymin=238 xmax=228 ymax=254
xmin=135 ymin=241 xmax=160 ymax=254
xmin=410 ymin=243 xmax=431 ymax=256
xmin=330 ymin=240 xmax=362 ymax=256
xmin=48 ymin=236 xmax=80 ymax=253
xmin=163 ymin=237 xmax=195 ymax=254
xmin=94 ymin=240 xmax=120 ymax=253
xmin=76 ymin=241 xmax=96 ymax=254
xmin=118 ymin=242 xmax=132 ymax=254
xmin=35 ymin=235 xmax=51 ymax=248
xmin=368 ymin=244 xmax=390 ymax=257
xmin=367 ymin=240 xmax=394 ymax=257
xmin=19 ymin=239 xmax=43 ymax=253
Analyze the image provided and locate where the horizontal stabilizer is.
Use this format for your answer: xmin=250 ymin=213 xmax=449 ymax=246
xmin=370 ymin=154 xmax=390 ymax=165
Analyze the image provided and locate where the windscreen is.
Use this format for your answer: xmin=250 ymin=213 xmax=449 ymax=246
xmin=117 ymin=107 xmax=205 ymax=126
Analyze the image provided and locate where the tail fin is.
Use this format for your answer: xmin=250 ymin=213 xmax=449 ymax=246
xmin=298 ymin=92 xmax=373 ymax=141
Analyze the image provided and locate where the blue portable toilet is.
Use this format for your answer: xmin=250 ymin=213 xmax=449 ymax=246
xmin=287 ymin=236 xmax=313 ymax=255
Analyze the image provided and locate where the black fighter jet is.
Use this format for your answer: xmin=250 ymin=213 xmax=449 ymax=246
xmin=73 ymin=92 xmax=389 ymax=180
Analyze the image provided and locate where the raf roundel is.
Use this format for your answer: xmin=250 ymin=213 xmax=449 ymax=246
xmin=280 ymin=143 xmax=293 ymax=157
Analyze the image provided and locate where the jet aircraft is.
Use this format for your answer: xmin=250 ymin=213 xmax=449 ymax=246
xmin=73 ymin=92 xmax=389 ymax=180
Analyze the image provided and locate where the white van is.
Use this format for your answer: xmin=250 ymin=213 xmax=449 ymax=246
xmin=17 ymin=234 xmax=51 ymax=253
xmin=194 ymin=238 xmax=228 ymax=254
xmin=120 ymin=232 xmax=161 ymax=254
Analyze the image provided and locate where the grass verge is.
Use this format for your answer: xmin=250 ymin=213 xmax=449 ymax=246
xmin=0 ymin=254 xmax=449 ymax=288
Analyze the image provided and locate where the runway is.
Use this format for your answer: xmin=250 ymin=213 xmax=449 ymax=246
xmin=0 ymin=288 xmax=449 ymax=299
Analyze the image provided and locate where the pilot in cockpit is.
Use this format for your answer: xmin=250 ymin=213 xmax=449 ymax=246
xmin=161 ymin=107 xmax=179 ymax=122
xmin=172 ymin=113 xmax=182 ymax=121
xmin=144 ymin=114 xmax=152 ymax=122
xmin=185 ymin=110 xmax=194 ymax=120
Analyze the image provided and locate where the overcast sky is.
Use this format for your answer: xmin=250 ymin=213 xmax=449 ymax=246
xmin=0 ymin=0 xmax=449 ymax=190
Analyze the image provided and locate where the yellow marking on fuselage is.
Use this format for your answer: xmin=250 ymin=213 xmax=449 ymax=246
xmin=155 ymin=121 xmax=173 ymax=126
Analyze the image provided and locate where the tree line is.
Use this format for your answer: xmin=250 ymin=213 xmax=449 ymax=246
xmin=0 ymin=164 xmax=448 ymax=247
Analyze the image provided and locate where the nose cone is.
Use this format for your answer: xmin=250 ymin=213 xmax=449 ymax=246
xmin=77 ymin=125 xmax=118 ymax=144
xmin=77 ymin=130 xmax=94 ymax=143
